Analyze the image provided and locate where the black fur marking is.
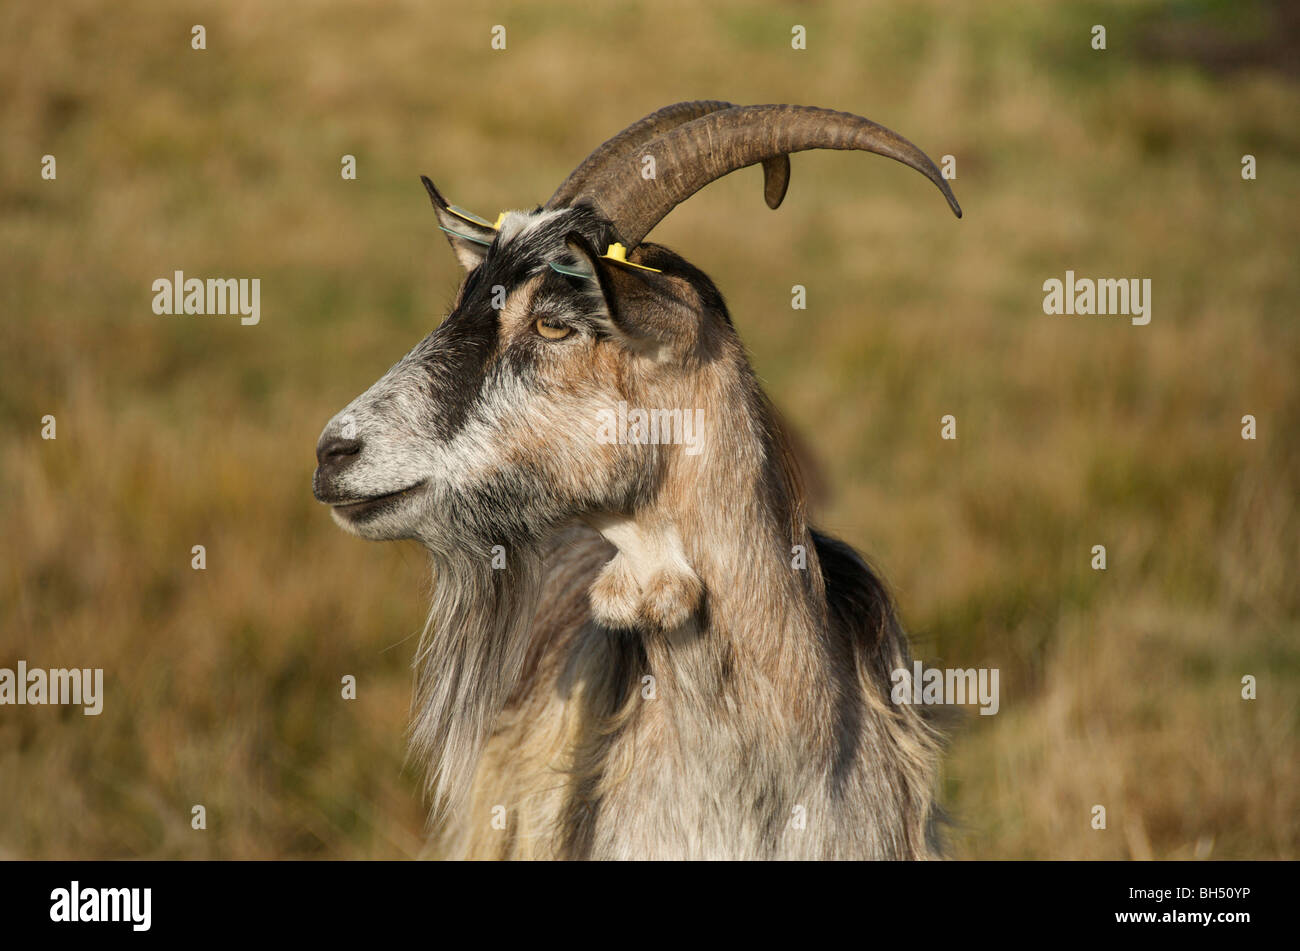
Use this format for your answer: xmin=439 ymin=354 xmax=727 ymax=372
xmin=417 ymin=296 xmax=500 ymax=443
xmin=418 ymin=205 xmax=735 ymax=444
xmin=418 ymin=207 xmax=623 ymax=441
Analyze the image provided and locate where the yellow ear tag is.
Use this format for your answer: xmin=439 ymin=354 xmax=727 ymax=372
xmin=445 ymin=205 xmax=499 ymax=229
xmin=599 ymin=242 xmax=661 ymax=273
xmin=493 ymin=212 xmax=508 ymax=230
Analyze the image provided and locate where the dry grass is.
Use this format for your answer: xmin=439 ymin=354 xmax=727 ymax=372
xmin=1 ymin=0 xmax=1296 ymax=858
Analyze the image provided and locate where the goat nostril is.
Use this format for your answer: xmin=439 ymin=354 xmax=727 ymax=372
xmin=317 ymin=436 xmax=363 ymax=467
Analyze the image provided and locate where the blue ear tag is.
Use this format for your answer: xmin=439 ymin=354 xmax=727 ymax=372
xmin=438 ymin=225 xmax=495 ymax=246
xmin=549 ymin=243 xmax=663 ymax=280
xmin=440 ymin=206 xmax=506 ymax=245
xmin=548 ymin=261 xmax=594 ymax=279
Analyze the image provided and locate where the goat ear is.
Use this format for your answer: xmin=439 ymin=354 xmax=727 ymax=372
xmin=563 ymin=232 xmax=687 ymax=353
xmin=421 ymin=175 xmax=496 ymax=270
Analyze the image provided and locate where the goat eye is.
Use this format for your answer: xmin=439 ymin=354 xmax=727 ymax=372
xmin=535 ymin=317 xmax=572 ymax=340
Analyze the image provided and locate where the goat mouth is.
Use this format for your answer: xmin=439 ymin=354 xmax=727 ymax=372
xmin=328 ymin=482 xmax=427 ymax=519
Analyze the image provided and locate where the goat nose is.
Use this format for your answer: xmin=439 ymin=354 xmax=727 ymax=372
xmin=316 ymin=435 xmax=362 ymax=468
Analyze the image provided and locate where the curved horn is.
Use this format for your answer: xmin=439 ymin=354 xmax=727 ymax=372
xmin=546 ymin=100 xmax=791 ymax=212
xmin=571 ymin=104 xmax=962 ymax=248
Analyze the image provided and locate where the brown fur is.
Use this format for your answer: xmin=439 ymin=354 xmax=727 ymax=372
xmin=431 ymin=309 xmax=942 ymax=859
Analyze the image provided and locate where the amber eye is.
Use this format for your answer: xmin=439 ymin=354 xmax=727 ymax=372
xmin=535 ymin=317 xmax=572 ymax=340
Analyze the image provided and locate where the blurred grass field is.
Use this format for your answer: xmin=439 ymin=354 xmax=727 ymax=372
xmin=1 ymin=0 xmax=1297 ymax=859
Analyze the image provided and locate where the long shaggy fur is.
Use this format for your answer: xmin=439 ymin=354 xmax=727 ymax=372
xmin=317 ymin=199 xmax=946 ymax=860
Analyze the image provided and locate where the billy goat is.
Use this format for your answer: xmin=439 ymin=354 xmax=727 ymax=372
xmin=312 ymin=102 xmax=962 ymax=859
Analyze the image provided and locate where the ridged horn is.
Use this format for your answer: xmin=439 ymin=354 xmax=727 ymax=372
xmin=546 ymin=100 xmax=791 ymax=212
xmin=569 ymin=104 xmax=961 ymax=248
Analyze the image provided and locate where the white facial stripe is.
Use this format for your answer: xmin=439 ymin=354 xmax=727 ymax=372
xmin=497 ymin=209 xmax=564 ymax=245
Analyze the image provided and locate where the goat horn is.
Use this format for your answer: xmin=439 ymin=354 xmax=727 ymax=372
xmin=571 ymin=104 xmax=962 ymax=248
xmin=546 ymin=100 xmax=791 ymax=212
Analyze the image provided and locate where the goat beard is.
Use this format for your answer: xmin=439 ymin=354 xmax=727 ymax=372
xmin=408 ymin=542 xmax=544 ymax=826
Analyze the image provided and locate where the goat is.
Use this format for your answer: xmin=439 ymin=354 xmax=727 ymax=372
xmin=312 ymin=102 xmax=962 ymax=859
